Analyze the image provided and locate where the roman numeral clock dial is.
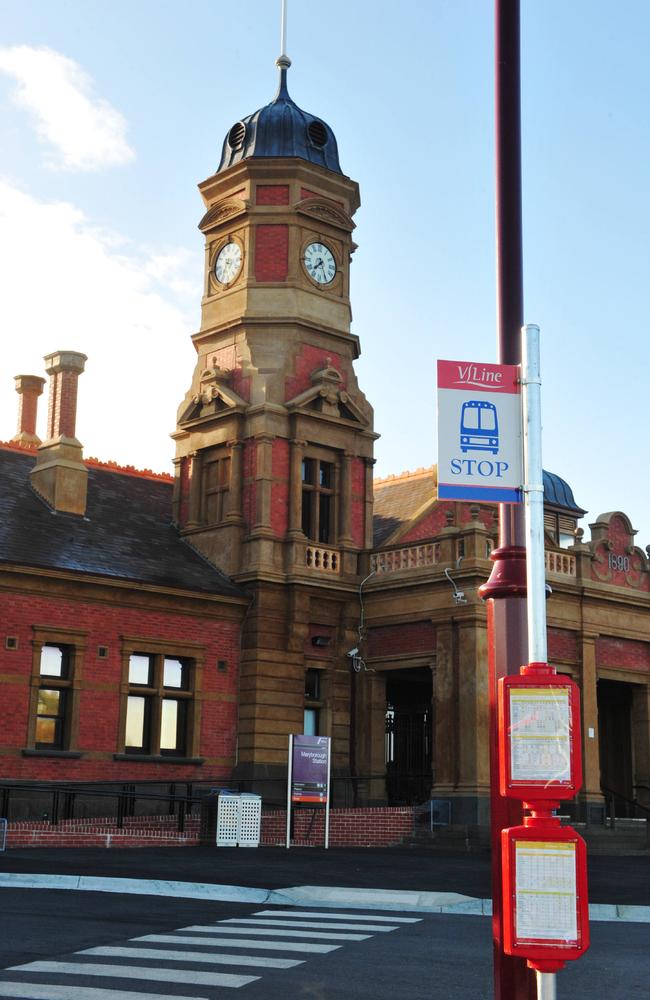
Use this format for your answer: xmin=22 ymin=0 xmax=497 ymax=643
xmin=215 ymin=241 xmax=242 ymax=284
xmin=304 ymin=242 xmax=336 ymax=284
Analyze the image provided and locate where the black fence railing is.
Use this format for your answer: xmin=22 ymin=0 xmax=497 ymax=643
xmin=0 ymin=772 xmax=432 ymax=830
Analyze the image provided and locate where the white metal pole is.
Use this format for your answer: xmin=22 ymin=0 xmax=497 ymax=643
xmin=536 ymin=969 xmax=557 ymax=1000
xmin=280 ymin=0 xmax=288 ymax=58
xmin=324 ymin=738 xmax=331 ymax=850
xmin=523 ymin=323 xmax=556 ymax=1000
xmin=286 ymin=734 xmax=293 ymax=849
xmin=521 ymin=323 xmax=547 ymax=664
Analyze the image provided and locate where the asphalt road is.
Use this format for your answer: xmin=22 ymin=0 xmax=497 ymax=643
xmin=1 ymin=846 xmax=648 ymax=905
xmin=0 ymin=888 xmax=647 ymax=1000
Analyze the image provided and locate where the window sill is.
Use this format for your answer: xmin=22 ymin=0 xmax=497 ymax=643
xmin=22 ymin=749 xmax=83 ymax=759
xmin=112 ymin=754 xmax=205 ymax=765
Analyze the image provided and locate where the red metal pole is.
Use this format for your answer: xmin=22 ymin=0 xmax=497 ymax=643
xmin=479 ymin=2 xmax=537 ymax=998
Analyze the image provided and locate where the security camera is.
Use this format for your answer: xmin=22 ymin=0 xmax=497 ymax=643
xmin=347 ymin=647 xmax=359 ymax=657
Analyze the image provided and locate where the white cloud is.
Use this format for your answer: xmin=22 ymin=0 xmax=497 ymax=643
xmin=0 ymin=180 xmax=200 ymax=473
xmin=0 ymin=45 xmax=134 ymax=171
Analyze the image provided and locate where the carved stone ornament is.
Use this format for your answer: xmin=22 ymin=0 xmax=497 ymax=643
xmin=199 ymin=198 xmax=248 ymax=233
xmin=296 ymin=198 xmax=355 ymax=233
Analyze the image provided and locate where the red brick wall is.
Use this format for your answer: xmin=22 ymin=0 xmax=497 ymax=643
xmin=284 ymin=346 xmax=344 ymax=402
xmin=4 ymin=808 xmax=412 ymax=849
xmin=242 ymin=439 xmax=257 ymax=530
xmin=596 ymin=636 xmax=650 ymax=673
xmin=271 ymin=438 xmax=290 ymax=536
xmin=256 ymin=185 xmax=289 ymax=205
xmin=254 ymin=225 xmax=288 ymax=281
xmin=399 ymin=505 xmax=451 ymax=543
xmin=368 ymin=622 xmax=436 ymax=659
xmin=261 ymin=807 xmax=412 ymax=847
xmin=0 ymin=593 xmax=240 ymax=781
xmin=351 ymin=457 xmax=365 ymax=547
xmin=548 ymin=629 xmax=579 ymax=663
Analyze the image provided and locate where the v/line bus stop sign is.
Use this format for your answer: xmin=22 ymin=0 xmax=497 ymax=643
xmin=437 ymin=359 xmax=523 ymax=503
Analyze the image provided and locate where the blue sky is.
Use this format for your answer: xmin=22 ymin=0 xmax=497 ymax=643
xmin=2 ymin=1 xmax=649 ymax=549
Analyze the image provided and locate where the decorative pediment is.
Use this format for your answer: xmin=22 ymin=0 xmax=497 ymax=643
xmin=179 ymin=366 xmax=248 ymax=424
xmin=198 ymin=198 xmax=248 ymax=233
xmin=589 ymin=511 xmax=649 ymax=589
xmin=285 ymin=361 xmax=367 ymax=424
xmin=296 ymin=198 xmax=355 ymax=233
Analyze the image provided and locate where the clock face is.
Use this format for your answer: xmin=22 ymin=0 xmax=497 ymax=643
xmin=303 ymin=242 xmax=336 ymax=285
xmin=215 ymin=242 xmax=242 ymax=284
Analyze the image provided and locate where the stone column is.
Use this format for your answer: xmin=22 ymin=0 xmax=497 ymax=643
xmin=288 ymin=439 xmax=306 ymax=537
xmin=339 ymin=451 xmax=353 ymax=545
xmin=252 ymin=433 xmax=274 ymax=533
xmin=580 ymin=633 xmax=602 ymax=804
xmin=433 ymin=623 xmax=456 ymax=793
xmin=363 ymin=457 xmax=375 ymax=549
xmin=226 ymin=439 xmax=245 ymax=523
xmin=187 ymin=451 xmax=202 ymax=528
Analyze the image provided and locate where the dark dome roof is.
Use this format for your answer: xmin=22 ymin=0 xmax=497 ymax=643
xmin=543 ymin=470 xmax=586 ymax=514
xmin=217 ymin=60 xmax=342 ymax=175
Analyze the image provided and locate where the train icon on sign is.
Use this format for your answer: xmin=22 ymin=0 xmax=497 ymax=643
xmin=460 ymin=400 xmax=499 ymax=454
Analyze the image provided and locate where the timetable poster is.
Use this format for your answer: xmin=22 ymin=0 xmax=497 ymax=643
xmin=514 ymin=840 xmax=578 ymax=943
xmin=509 ymin=687 xmax=571 ymax=783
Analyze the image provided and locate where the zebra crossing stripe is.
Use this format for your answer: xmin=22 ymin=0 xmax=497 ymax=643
xmin=7 ymin=962 xmax=258 ymax=989
xmin=134 ymin=933 xmax=340 ymax=954
xmin=180 ymin=924 xmax=370 ymax=941
xmin=0 ymin=985 xmax=205 ymax=1000
xmin=81 ymin=946 xmax=303 ymax=969
xmin=253 ymin=910 xmax=422 ymax=922
xmin=221 ymin=917 xmax=399 ymax=932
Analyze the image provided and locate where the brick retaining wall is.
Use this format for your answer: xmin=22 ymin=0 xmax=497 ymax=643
xmin=3 ymin=807 xmax=413 ymax=849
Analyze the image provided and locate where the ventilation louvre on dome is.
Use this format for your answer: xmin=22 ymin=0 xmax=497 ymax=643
xmin=307 ymin=120 xmax=328 ymax=148
xmin=228 ymin=122 xmax=247 ymax=150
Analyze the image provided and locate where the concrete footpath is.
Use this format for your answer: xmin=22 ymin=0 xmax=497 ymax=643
xmin=0 ymin=845 xmax=648 ymax=922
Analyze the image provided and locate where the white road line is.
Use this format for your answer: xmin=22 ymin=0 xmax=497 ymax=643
xmin=253 ymin=910 xmax=422 ymax=922
xmin=81 ymin=946 xmax=302 ymax=969
xmin=180 ymin=924 xmax=369 ymax=942
xmin=0 ymin=985 xmax=205 ymax=1000
xmin=134 ymin=934 xmax=339 ymax=954
xmin=7 ymin=961 xmax=258 ymax=989
xmin=222 ymin=917 xmax=399 ymax=932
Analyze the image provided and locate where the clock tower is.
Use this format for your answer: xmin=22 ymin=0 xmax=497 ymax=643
xmin=173 ymin=56 xmax=376 ymax=785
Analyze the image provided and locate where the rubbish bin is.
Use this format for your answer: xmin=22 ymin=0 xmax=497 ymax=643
xmin=216 ymin=791 xmax=241 ymax=846
xmin=239 ymin=793 xmax=262 ymax=847
xmin=215 ymin=792 xmax=262 ymax=847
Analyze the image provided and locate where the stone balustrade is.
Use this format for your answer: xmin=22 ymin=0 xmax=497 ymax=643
xmin=545 ymin=550 xmax=576 ymax=578
xmin=305 ymin=545 xmax=340 ymax=572
xmin=371 ymin=543 xmax=441 ymax=575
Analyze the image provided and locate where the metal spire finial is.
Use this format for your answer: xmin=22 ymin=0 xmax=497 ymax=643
xmin=276 ymin=0 xmax=291 ymax=71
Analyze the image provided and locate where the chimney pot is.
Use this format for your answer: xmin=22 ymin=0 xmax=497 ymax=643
xmin=31 ymin=349 xmax=88 ymax=515
xmin=11 ymin=374 xmax=46 ymax=448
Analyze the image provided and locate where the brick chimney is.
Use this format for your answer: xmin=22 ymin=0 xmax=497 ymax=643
xmin=30 ymin=351 xmax=88 ymax=515
xmin=11 ymin=374 xmax=46 ymax=447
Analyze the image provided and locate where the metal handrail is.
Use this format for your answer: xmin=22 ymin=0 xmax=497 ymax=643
xmin=601 ymin=784 xmax=650 ymax=848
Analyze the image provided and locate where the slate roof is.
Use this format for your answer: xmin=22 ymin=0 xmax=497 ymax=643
xmin=373 ymin=469 xmax=437 ymax=547
xmin=373 ymin=466 xmax=585 ymax=547
xmin=0 ymin=447 xmax=246 ymax=599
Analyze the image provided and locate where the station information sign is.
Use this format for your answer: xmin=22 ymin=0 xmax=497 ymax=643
xmin=498 ymin=671 xmax=583 ymax=800
xmin=290 ymin=735 xmax=330 ymax=804
xmin=437 ymin=359 xmax=522 ymax=503
xmin=501 ymin=824 xmax=590 ymax=969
